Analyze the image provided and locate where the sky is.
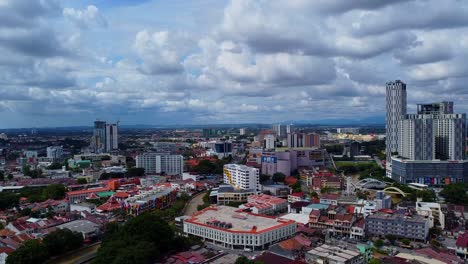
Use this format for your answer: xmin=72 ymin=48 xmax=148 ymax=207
xmin=0 ymin=0 xmax=468 ymax=128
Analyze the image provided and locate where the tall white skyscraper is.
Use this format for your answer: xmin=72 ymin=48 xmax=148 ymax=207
xmin=91 ymin=120 xmax=119 ymax=153
xmin=223 ymin=164 xmax=260 ymax=191
xmin=385 ymin=80 xmax=407 ymax=176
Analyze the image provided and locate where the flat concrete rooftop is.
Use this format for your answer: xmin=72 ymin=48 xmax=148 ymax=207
xmin=188 ymin=205 xmax=293 ymax=233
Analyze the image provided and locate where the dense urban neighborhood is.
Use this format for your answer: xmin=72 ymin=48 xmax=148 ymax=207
xmin=0 ymin=83 xmax=466 ymax=264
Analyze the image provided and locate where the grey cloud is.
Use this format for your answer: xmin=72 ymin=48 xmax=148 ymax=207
xmin=307 ymin=0 xmax=412 ymax=14
xmin=353 ymin=1 xmax=468 ymax=36
xmin=0 ymin=29 xmax=68 ymax=57
xmin=393 ymin=41 xmax=453 ymax=65
xmin=0 ymin=0 xmax=61 ymax=28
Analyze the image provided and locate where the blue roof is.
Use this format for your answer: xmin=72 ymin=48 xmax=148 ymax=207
xmin=305 ymin=203 xmax=329 ymax=210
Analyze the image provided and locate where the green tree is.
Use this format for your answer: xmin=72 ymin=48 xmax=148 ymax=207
xmin=320 ymin=186 xmax=335 ymax=194
xmin=259 ymin=174 xmax=270 ymax=183
xmin=0 ymin=192 xmax=19 ymax=210
xmin=416 ymin=190 xmax=436 ymax=202
xmin=7 ymin=174 xmax=13 ymax=180
xmin=234 ymin=256 xmax=261 ymax=264
xmin=374 ymin=239 xmax=384 ymax=248
xmin=440 ymin=183 xmax=468 ymax=205
xmin=291 ymin=181 xmax=302 ymax=193
xmin=369 ymin=259 xmax=381 ymax=264
xmin=385 ymin=234 xmax=397 ymax=244
xmin=42 ymin=184 xmax=66 ymax=200
xmin=94 ymin=212 xmax=179 ymax=264
xmin=76 ymin=178 xmax=87 ymax=184
xmin=43 ymin=228 xmax=83 ymax=256
xmin=0 ymin=171 xmax=4 ymax=181
xmin=272 ymin=172 xmax=286 ymax=183
xmin=126 ymin=167 xmax=145 ymax=177
xmin=47 ymin=162 xmax=63 ymax=170
xmin=401 ymin=238 xmax=411 ymax=245
xmin=6 ymin=240 xmax=49 ymax=264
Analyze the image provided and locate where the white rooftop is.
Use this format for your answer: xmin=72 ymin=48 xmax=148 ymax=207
xmin=187 ymin=205 xmax=294 ymax=233
xmin=279 ymin=213 xmax=310 ymax=225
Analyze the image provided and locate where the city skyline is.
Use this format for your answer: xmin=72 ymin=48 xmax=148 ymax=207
xmin=1 ymin=0 xmax=468 ymax=128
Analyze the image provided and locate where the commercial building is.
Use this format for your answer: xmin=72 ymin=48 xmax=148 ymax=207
xmin=124 ymin=187 xmax=178 ymax=216
xmin=238 ymin=194 xmax=287 ymax=215
xmin=386 ymin=80 xmax=407 ymax=177
xmin=211 ymin=185 xmax=257 ymax=205
xmin=183 ymin=205 xmax=296 ymax=250
xmin=56 ymin=220 xmax=100 ymax=239
xmin=46 ymin=146 xmax=63 ymax=161
xmin=66 ymin=187 xmax=111 ymax=204
xmin=261 ymin=184 xmax=290 ymax=197
xmin=365 ymin=210 xmax=429 ymax=241
xmin=287 ymin=132 xmax=320 ymax=148
xmin=136 ymin=152 xmax=184 ymax=176
xmin=261 ymin=148 xmax=327 ymax=176
xmin=223 ymin=164 xmax=260 ymax=191
xmin=391 ymin=158 xmax=468 ymax=185
xmin=305 ymin=244 xmax=363 ymax=264
xmin=415 ymin=201 xmax=445 ymax=229
xmin=385 ymin=81 xmax=468 ymax=185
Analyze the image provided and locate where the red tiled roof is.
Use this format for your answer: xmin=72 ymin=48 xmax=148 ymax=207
xmin=67 ymin=187 xmax=110 ymax=197
xmin=320 ymin=194 xmax=339 ymax=200
xmin=290 ymin=192 xmax=304 ymax=198
xmin=0 ymin=247 xmax=13 ymax=254
xmin=114 ymin=192 xmax=129 ymax=199
xmin=456 ymin=233 xmax=468 ymax=248
xmin=284 ymin=176 xmax=298 ymax=185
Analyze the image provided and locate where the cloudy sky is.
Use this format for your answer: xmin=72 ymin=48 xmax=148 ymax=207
xmin=0 ymin=0 xmax=467 ymax=128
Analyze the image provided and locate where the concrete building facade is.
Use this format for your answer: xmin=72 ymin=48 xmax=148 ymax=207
xmin=183 ymin=206 xmax=296 ymax=250
xmin=223 ymin=164 xmax=260 ymax=191
xmin=136 ymin=153 xmax=184 ymax=176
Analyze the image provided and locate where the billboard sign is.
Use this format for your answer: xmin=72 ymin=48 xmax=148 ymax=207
xmin=262 ymin=156 xmax=277 ymax=163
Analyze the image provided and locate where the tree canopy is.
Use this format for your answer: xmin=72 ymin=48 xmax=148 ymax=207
xmin=43 ymin=228 xmax=83 ymax=256
xmin=440 ymin=183 xmax=468 ymax=205
xmin=6 ymin=240 xmax=49 ymax=264
xmin=272 ymin=172 xmax=285 ymax=183
xmin=94 ymin=212 xmax=189 ymax=263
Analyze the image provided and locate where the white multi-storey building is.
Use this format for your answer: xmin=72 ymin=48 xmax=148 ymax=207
xmin=136 ymin=153 xmax=184 ymax=176
xmin=46 ymin=146 xmax=63 ymax=161
xmin=239 ymin=128 xmax=246 ymax=135
xmin=223 ymin=164 xmax=260 ymax=191
xmin=264 ymin=134 xmax=276 ymax=150
xmin=398 ymin=102 xmax=466 ymax=161
xmin=183 ymin=205 xmax=296 ymax=250
xmin=386 ymin=80 xmax=407 ymax=177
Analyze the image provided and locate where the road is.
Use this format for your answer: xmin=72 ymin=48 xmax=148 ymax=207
xmin=49 ymin=243 xmax=100 ymax=264
xmin=183 ymin=191 xmax=207 ymax=216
